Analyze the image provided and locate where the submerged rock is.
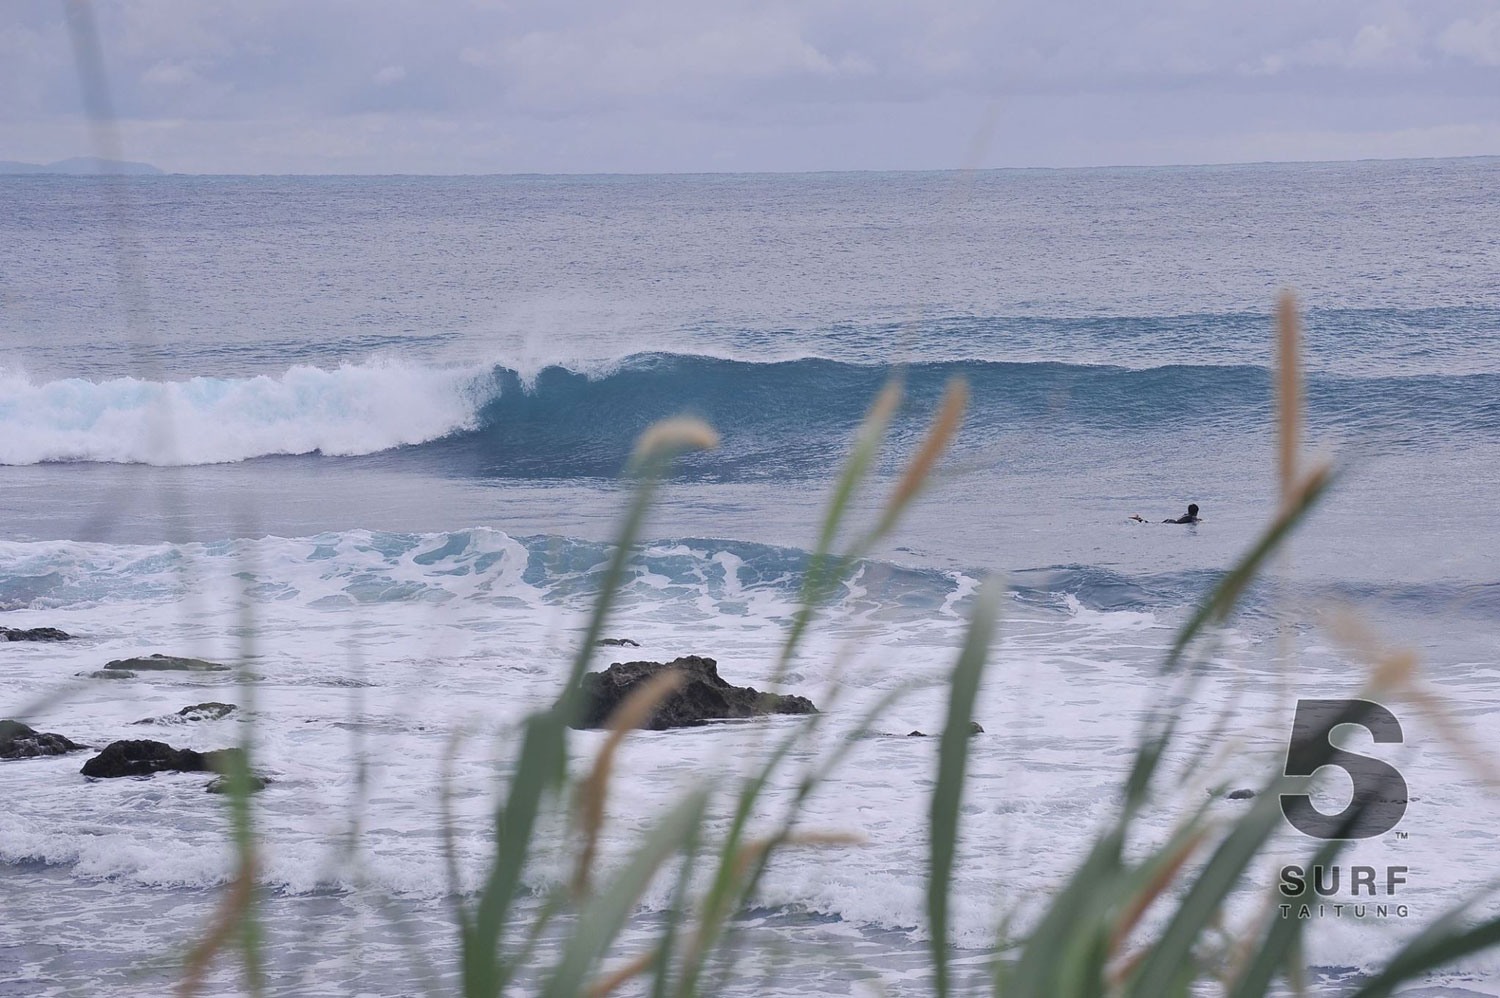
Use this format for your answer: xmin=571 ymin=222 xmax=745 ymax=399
xmin=598 ymin=637 xmax=640 ymax=647
xmin=1 ymin=626 xmax=71 ymax=642
xmin=573 ymin=655 xmax=817 ymax=730
xmin=206 ymin=774 xmax=270 ymax=795
xmin=80 ymin=739 xmax=242 ymax=779
xmin=0 ymin=719 xmax=85 ymax=759
xmin=132 ymin=702 xmax=238 ymax=725
xmin=1226 ymin=788 xmax=1256 ymax=800
xmin=80 ymin=669 xmax=136 ymax=680
xmin=104 ymin=654 xmax=229 ymax=673
xmin=906 ymin=721 xmax=985 ymax=738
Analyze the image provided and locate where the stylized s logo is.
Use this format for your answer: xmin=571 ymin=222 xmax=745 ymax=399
xmin=1280 ymin=698 xmax=1407 ymax=839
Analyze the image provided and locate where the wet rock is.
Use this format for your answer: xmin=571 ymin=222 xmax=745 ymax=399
xmin=906 ymin=721 xmax=985 ymax=738
xmin=206 ymin=774 xmax=270 ymax=795
xmin=1 ymin=626 xmax=71 ymax=642
xmin=103 ymin=654 xmax=228 ymax=673
xmin=80 ymin=669 xmax=136 ymax=680
xmin=176 ymin=702 xmax=237 ymax=721
xmin=573 ymin=655 xmax=817 ymax=730
xmin=0 ymin=719 xmax=85 ymax=759
xmin=80 ymin=739 xmax=242 ymax=779
xmin=598 ymin=637 xmax=640 ymax=647
xmin=132 ymin=702 xmax=238 ymax=725
xmin=1226 ymin=788 xmax=1256 ymax=800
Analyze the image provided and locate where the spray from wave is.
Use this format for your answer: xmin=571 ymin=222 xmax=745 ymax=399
xmin=0 ymin=360 xmax=495 ymax=465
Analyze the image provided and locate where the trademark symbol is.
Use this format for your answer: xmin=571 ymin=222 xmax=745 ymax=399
xmin=1396 ymin=831 xmax=1409 ymax=840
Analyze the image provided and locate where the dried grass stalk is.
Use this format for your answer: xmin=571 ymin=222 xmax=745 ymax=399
xmin=573 ymin=670 xmax=688 ymax=895
xmin=1276 ymin=291 xmax=1303 ymax=508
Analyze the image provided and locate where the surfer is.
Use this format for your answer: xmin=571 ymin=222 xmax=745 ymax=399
xmin=1163 ymin=503 xmax=1200 ymax=524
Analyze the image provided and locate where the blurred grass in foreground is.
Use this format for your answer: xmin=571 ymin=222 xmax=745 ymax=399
xmin=184 ymin=300 xmax=1500 ymax=997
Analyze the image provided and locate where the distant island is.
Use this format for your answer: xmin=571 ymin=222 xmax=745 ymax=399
xmin=0 ymin=156 xmax=165 ymax=176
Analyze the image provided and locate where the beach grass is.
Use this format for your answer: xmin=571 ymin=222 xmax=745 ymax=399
xmin=80 ymin=299 xmax=1500 ymax=995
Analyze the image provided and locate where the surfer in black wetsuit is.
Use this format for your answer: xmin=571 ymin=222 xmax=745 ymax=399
xmin=1163 ymin=503 xmax=1200 ymax=524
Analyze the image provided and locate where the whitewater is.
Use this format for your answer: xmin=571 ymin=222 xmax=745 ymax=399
xmin=3 ymin=159 xmax=1500 ymax=996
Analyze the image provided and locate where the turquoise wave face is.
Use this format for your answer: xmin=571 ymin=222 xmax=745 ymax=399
xmin=408 ymin=353 xmax=1500 ymax=480
xmin=5 ymin=351 xmax=1496 ymax=475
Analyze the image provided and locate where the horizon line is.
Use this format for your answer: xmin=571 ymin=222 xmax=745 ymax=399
xmin=3 ymin=151 xmax=1497 ymax=179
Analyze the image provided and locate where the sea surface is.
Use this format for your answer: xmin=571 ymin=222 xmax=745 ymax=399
xmin=2 ymin=160 xmax=1499 ymax=996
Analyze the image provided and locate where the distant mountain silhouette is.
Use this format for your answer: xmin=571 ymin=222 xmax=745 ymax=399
xmin=0 ymin=156 xmax=165 ymax=176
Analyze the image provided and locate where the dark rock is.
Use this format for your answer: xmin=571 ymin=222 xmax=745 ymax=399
xmin=573 ymin=656 xmax=817 ymax=730
xmin=1 ymin=719 xmax=85 ymax=759
xmin=598 ymin=637 xmax=640 ymax=647
xmin=104 ymin=654 xmax=228 ymax=673
xmin=1226 ymin=788 xmax=1256 ymax=800
xmin=1 ymin=626 xmax=71 ymax=642
xmin=132 ymin=702 xmax=238 ymax=725
xmin=80 ymin=669 xmax=136 ymax=680
xmin=80 ymin=739 xmax=242 ymax=778
xmin=206 ymin=774 xmax=270 ymax=795
xmin=178 ymin=701 xmax=237 ymax=721
xmin=906 ymin=721 xmax=985 ymax=738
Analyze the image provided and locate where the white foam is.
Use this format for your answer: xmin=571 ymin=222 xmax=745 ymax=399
xmin=0 ymin=360 xmax=494 ymax=465
xmin=4 ymin=530 xmax=1499 ymax=990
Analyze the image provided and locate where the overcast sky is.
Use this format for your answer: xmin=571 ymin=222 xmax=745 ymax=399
xmin=2 ymin=0 xmax=1498 ymax=174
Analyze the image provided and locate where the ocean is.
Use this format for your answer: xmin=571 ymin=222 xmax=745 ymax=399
xmin=2 ymin=158 xmax=1499 ymax=995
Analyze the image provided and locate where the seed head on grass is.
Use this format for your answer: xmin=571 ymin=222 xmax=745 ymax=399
xmin=1329 ymin=610 xmax=1500 ymax=790
xmin=1276 ymin=290 xmax=1303 ymax=508
xmin=631 ymin=418 xmax=720 ymax=470
xmin=867 ymin=376 xmax=969 ymax=545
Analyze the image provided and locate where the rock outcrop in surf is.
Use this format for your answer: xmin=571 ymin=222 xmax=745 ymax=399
xmin=104 ymin=654 xmax=229 ymax=673
xmin=132 ymin=702 xmax=238 ymax=725
xmin=206 ymin=774 xmax=270 ymax=794
xmin=573 ymin=655 xmax=817 ymax=730
xmin=1 ymin=626 xmax=71 ymax=641
xmin=906 ymin=722 xmax=985 ymax=737
xmin=1 ymin=720 xmax=86 ymax=759
xmin=80 ymin=740 xmax=241 ymax=778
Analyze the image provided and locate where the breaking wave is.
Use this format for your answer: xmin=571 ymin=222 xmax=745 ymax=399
xmin=2 ymin=353 xmax=1494 ymax=470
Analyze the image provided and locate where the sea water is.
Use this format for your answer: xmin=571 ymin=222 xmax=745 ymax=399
xmin=2 ymin=160 xmax=1499 ymax=995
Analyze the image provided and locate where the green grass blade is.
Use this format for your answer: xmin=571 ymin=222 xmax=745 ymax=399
xmin=560 ymin=420 xmax=718 ymax=721
xmin=1126 ymin=752 xmax=1376 ymax=998
xmin=778 ymin=377 xmax=902 ymax=671
xmin=673 ymin=724 xmax=809 ymax=996
xmin=465 ymin=710 xmax=568 ymax=998
xmin=1161 ymin=467 xmax=1333 ymax=675
xmin=928 ymin=577 xmax=1001 ymax=997
xmin=1226 ymin=835 xmax=1349 ymax=998
xmin=1117 ymin=466 xmax=1334 ymax=818
xmin=542 ymin=789 xmax=710 ymax=998
xmin=648 ymin=824 xmax=704 ymax=998
xmin=716 ymin=683 xmax=915 ymax=963
xmin=1005 ymin=829 xmax=1126 ymax=997
xmin=1346 ymin=905 xmax=1500 ymax=998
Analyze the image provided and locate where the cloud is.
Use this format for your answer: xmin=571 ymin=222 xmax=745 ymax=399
xmin=142 ymin=60 xmax=202 ymax=87
xmin=0 ymin=0 xmax=1495 ymax=172
xmin=1440 ymin=10 xmax=1500 ymax=66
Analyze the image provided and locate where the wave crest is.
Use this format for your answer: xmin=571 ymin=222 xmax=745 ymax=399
xmin=0 ymin=361 xmax=492 ymax=465
xmin=3 ymin=352 xmax=1495 ymax=470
